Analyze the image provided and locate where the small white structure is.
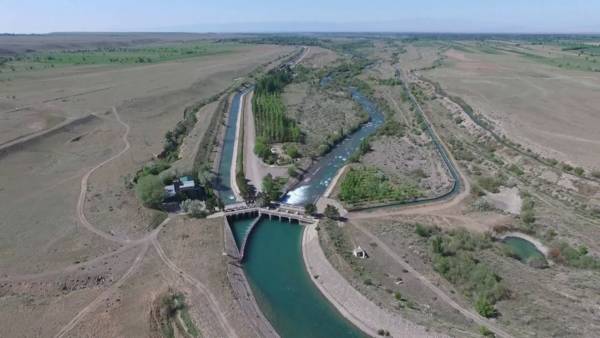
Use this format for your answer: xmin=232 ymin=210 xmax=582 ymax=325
xmin=353 ymin=246 xmax=368 ymax=259
xmin=164 ymin=184 xmax=176 ymax=197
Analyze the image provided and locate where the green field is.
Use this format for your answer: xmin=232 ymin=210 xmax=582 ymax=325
xmin=0 ymin=41 xmax=241 ymax=73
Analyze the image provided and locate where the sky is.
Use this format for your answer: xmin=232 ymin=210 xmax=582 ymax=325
xmin=2 ymin=0 xmax=600 ymax=34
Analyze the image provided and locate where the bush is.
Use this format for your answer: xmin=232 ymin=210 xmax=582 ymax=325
xmin=288 ymin=165 xmax=299 ymax=178
xmin=479 ymin=326 xmax=496 ymax=337
xmin=472 ymin=197 xmax=494 ymax=211
xmin=521 ymin=210 xmax=536 ymax=224
xmin=508 ymin=164 xmax=524 ymax=176
xmin=261 ymin=174 xmax=283 ymax=204
xmin=135 ymin=175 xmax=165 ymax=208
xmin=324 ymin=204 xmax=340 ymax=220
xmin=475 ymin=296 xmax=497 ymax=318
xmin=284 ymin=144 xmax=301 ymax=158
xmin=304 ymin=203 xmax=317 ymax=216
xmin=180 ymin=199 xmax=207 ymax=218
xmin=591 ymin=170 xmax=600 ymax=179
xmin=476 ymin=176 xmax=503 ymax=193
xmin=415 ymin=223 xmax=435 ymax=238
xmin=574 ymin=167 xmax=585 ymax=176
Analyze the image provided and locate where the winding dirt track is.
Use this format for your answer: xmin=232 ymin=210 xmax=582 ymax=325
xmin=51 ymin=107 xmax=237 ymax=337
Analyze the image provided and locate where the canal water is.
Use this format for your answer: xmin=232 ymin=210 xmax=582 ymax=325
xmin=503 ymin=236 xmax=546 ymax=263
xmin=223 ymin=88 xmax=385 ymax=337
xmin=215 ymin=90 xmax=243 ymax=203
xmin=230 ymin=217 xmax=366 ymax=338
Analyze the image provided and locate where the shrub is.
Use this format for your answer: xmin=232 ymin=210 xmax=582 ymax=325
xmin=574 ymin=167 xmax=585 ymax=176
xmin=377 ymin=120 xmax=405 ymax=137
xmin=304 ymin=203 xmax=317 ymax=216
xmin=472 ymin=197 xmax=494 ymax=211
xmin=521 ymin=210 xmax=536 ymax=224
xmin=135 ymin=175 xmax=165 ymax=208
xmin=508 ymin=164 xmax=524 ymax=176
xmin=288 ymin=165 xmax=299 ymax=178
xmin=475 ymin=296 xmax=497 ymax=318
xmin=284 ymin=144 xmax=301 ymax=158
xmin=476 ymin=176 xmax=503 ymax=193
xmin=261 ymin=174 xmax=283 ymax=204
xmin=180 ymin=199 xmax=207 ymax=218
xmin=591 ymin=170 xmax=600 ymax=179
xmin=324 ymin=204 xmax=340 ymax=220
xmin=415 ymin=223 xmax=434 ymax=238
xmin=479 ymin=326 xmax=496 ymax=337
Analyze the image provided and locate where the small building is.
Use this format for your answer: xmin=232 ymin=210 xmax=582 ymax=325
xmin=164 ymin=176 xmax=204 ymax=201
xmin=353 ymin=246 xmax=368 ymax=259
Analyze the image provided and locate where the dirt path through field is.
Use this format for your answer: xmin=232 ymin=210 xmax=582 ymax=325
xmin=54 ymin=242 xmax=150 ymax=338
xmin=151 ymin=237 xmax=238 ymax=338
xmin=76 ymin=107 xmax=133 ymax=244
xmin=51 ymin=105 xmax=237 ymax=337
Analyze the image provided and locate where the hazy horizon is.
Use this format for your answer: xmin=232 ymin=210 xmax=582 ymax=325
xmin=2 ymin=0 xmax=600 ymax=34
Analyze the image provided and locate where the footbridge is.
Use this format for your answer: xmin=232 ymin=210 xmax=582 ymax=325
xmin=223 ymin=202 xmax=315 ymax=224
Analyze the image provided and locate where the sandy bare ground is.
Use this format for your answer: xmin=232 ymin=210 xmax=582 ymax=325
xmin=426 ymin=48 xmax=600 ymax=169
xmin=0 ymin=44 xmax=292 ymax=146
xmin=242 ymin=90 xmax=288 ymax=191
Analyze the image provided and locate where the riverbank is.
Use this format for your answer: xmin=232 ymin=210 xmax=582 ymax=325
xmin=302 ymin=221 xmax=442 ymax=337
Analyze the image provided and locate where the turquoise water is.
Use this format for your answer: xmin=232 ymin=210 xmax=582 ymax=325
xmin=215 ymin=91 xmax=243 ymax=204
xmin=229 ymin=216 xmax=255 ymax=249
xmin=503 ymin=236 xmax=546 ymax=263
xmin=282 ymin=89 xmax=385 ymax=205
xmin=233 ymin=217 xmax=367 ymax=338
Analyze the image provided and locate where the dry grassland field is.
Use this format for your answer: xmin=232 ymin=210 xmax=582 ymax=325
xmin=424 ymin=43 xmax=600 ymax=169
xmin=0 ymin=33 xmax=292 ymax=336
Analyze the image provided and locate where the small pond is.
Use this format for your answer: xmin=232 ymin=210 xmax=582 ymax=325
xmin=503 ymin=236 xmax=546 ymax=265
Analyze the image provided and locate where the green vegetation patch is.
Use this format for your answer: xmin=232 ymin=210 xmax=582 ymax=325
xmin=0 ymin=41 xmax=240 ymax=73
xmin=253 ymin=68 xmax=302 ymax=163
xmin=339 ymin=167 xmax=421 ymax=204
xmin=550 ymin=242 xmax=600 ymax=270
xmin=428 ymin=229 xmax=510 ymax=318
